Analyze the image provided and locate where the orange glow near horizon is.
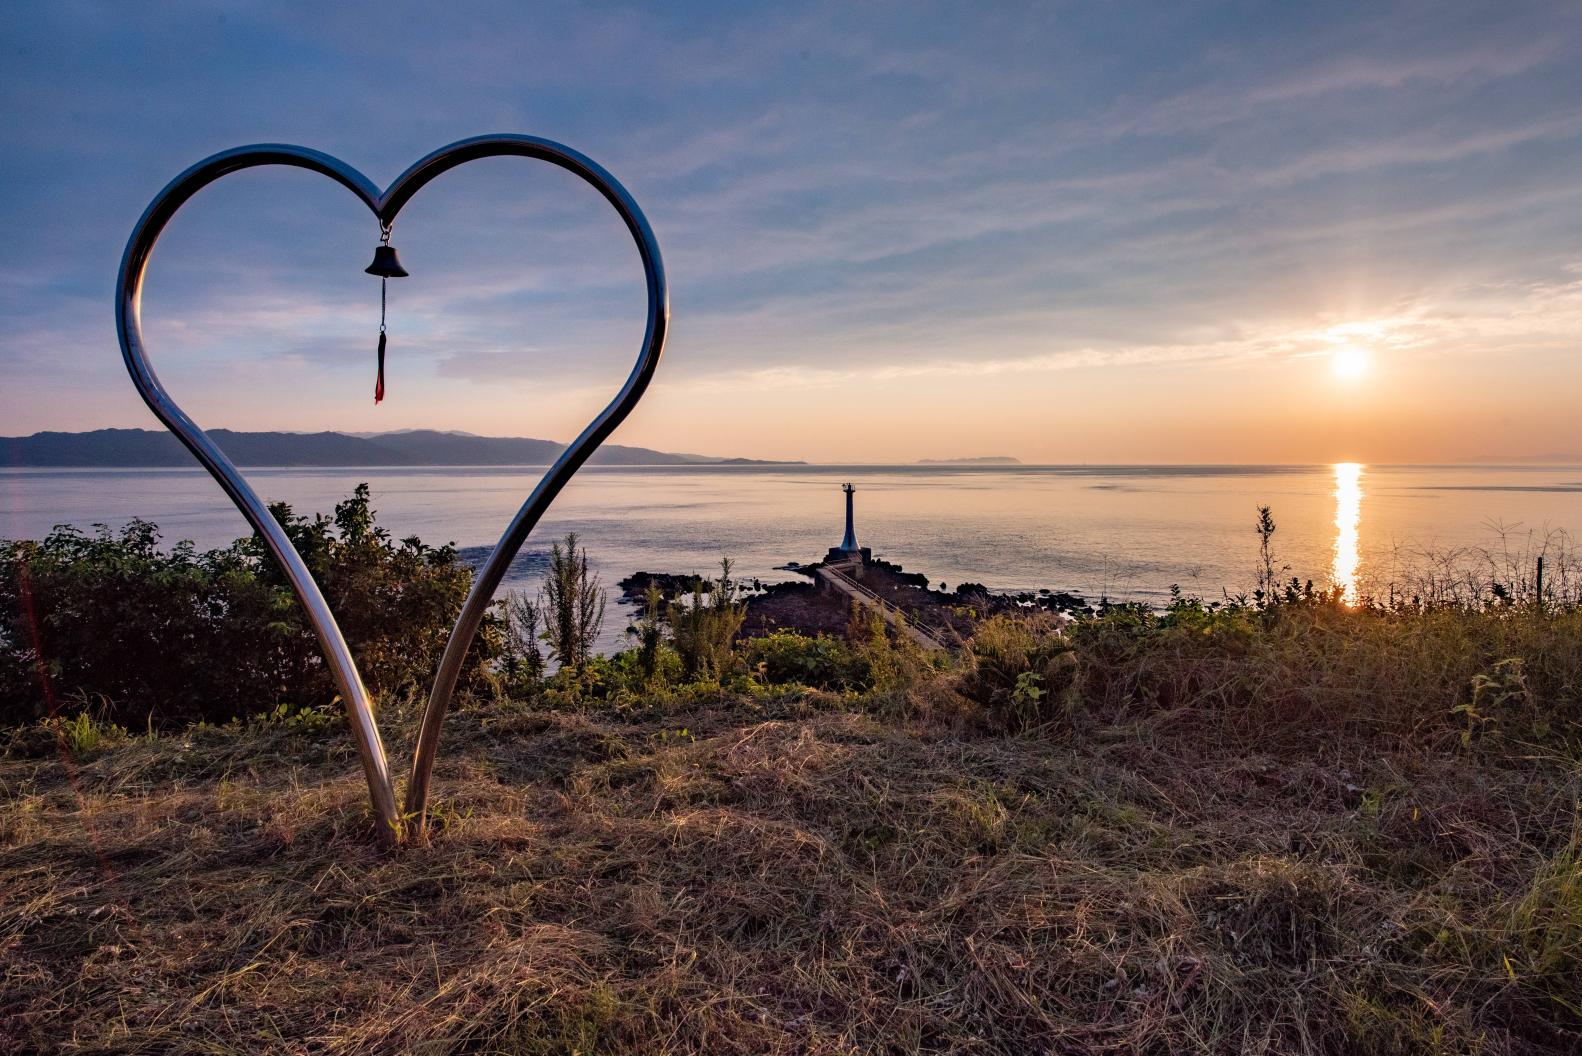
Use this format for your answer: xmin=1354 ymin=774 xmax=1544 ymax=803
xmin=1332 ymin=462 xmax=1363 ymax=605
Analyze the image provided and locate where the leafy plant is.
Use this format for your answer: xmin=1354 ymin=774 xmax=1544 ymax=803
xmin=1456 ymin=657 xmax=1532 ymax=747
xmin=55 ymin=711 xmax=126 ymax=754
xmin=256 ymin=702 xmax=338 ymax=735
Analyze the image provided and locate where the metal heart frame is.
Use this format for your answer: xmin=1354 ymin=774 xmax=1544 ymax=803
xmin=117 ymin=135 xmax=669 ymax=843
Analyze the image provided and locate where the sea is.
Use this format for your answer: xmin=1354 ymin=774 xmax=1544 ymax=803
xmin=4 ymin=463 xmax=1580 ymax=651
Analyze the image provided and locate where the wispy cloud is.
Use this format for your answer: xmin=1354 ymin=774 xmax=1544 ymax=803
xmin=3 ymin=1 xmax=1582 ymax=461
xmin=684 ymin=268 xmax=1582 ymax=397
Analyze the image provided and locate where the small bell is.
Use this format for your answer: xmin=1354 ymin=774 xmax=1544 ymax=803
xmin=367 ymin=228 xmax=408 ymax=405
xmin=364 ymin=243 xmax=409 ymax=278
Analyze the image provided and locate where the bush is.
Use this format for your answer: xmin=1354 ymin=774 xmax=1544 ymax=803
xmin=960 ymin=613 xmax=1077 ymax=731
xmin=0 ymin=485 xmax=495 ymax=727
xmin=669 ymin=558 xmax=746 ymax=681
xmin=744 ymin=631 xmax=868 ymax=691
xmin=958 ymin=588 xmax=1582 ymax=748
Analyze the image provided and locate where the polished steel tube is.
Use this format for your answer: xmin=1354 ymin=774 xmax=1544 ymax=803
xmin=117 ymin=145 xmax=402 ymax=841
xmin=116 ymin=135 xmax=668 ymax=843
xmin=392 ymin=137 xmax=668 ymax=834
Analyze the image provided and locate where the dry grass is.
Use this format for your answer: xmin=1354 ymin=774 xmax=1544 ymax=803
xmin=3 ymin=674 xmax=1580 ymax=1056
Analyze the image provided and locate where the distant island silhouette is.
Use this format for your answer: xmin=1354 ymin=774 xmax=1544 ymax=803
xmin=1 ymin=429 xmax=805 ymax=468
xmin=916 ymin=456 xmax=1022 ymax=465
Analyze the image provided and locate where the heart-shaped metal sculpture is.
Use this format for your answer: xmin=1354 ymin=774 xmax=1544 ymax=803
xmin=117 ymin=135 xmax=668 ymax=842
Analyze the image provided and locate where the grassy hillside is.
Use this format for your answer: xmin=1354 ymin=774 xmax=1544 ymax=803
xmin=4 ymin=600 xmax=1581 ymax=1055
xmin=4 ymin=495 xmax=1581 ymax=1053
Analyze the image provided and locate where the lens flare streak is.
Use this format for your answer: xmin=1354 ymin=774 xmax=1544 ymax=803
xmin=1332 ymin=463 xmax=1363 ymax=605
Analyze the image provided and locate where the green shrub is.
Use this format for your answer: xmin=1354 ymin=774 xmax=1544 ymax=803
xmin=961 ymin=613 xmax=1077 ymax=731
xmin=55 ymin=711 xmax=128 ymax=754
xmin=744 ymin=630 xmax=868 ymax=690
xmin=846 ymin=603 xmax=938 ymax=696
xmin=1061 ymin=591 xmax=1582 ymax=748
xmin=0 ymin=485 xmax=495 ymax=728
xmin=669 ymin=558 xmax=745 ymax=681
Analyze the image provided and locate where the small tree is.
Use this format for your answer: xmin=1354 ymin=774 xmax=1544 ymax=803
xmin=669 ymin=557 xmax=746 ymax=680
xmin=633 ymin=582 xmax=666 ymax=681
xmin=1255 ymin=505 xmax=1280 ymax=604
xmin=540 ymin=533 xmax=605 ymax=676
xmin=500 ymin=590 xmax=545 ymax=689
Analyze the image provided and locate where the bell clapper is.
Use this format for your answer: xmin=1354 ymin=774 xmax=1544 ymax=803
xmin=365 ymin=224 xmax=409 ymax=405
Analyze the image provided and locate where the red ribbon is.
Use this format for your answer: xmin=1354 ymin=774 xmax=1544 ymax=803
xmin=375 ymin=329 xmax=386 ymax=405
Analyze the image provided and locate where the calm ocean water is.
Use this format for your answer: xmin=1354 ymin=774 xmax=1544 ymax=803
xmin=4 ymin=463 xmax=1581 ymax=648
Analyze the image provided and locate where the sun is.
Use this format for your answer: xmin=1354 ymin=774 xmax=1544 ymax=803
xmin=1331 ymin=344 xmax=1370 ymax=380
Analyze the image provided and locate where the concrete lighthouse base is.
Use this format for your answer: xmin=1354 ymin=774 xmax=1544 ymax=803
xmin=824 ymin=544 xmax=873 ymax=569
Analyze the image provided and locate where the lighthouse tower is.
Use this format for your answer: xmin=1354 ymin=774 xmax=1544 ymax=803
xmin=839 ymin=483 xmax=859 ymax=553
xmin=826 ymin=482 xmax=872 ymax=566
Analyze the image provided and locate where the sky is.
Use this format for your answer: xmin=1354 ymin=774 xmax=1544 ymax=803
xmin=3 ymin=0 xmax=1582 ymax=463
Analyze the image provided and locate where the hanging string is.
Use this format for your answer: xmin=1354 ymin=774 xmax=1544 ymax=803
xmin=375 ymin=275 xmax=387 ymax=404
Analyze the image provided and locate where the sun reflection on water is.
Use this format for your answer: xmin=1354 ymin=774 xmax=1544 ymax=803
xmin=1332 ymin=463 xmax=1363 ymax=605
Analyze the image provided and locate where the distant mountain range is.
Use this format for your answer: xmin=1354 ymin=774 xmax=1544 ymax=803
xmin=1 ymin=429 xmax=804 ymax=468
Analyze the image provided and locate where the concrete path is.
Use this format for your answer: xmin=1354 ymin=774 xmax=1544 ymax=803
xmin=815 ymin=561 xmax=950 ymax=651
